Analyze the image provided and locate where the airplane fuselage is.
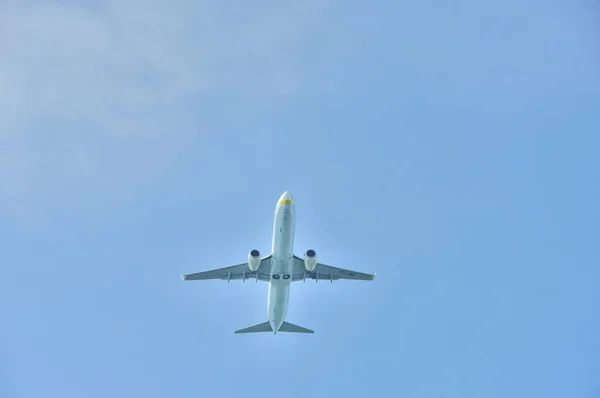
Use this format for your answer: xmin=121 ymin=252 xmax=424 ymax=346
xmin=268 ymin=193 xmax=295 ymax=333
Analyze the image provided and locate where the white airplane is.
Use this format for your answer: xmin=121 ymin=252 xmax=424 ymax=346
xmin=181 ymin=191 xmax=376 ymax=334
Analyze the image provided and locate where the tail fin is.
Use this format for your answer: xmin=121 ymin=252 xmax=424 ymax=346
xmin=234 ymin=321 xmax=314 ymax=334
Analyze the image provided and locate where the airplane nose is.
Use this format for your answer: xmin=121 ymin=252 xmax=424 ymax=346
xmin=278 ymin=191 xmax=294 ymax=205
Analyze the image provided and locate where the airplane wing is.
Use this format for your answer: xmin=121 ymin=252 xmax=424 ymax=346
xmin=181 ymin=255 xmax=273 ymax=282
xmin=291 ymin=255 xmax=376 ymax=282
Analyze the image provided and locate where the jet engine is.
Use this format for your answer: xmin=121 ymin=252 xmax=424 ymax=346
xmin=248 ymin=249 xmax=261 ymax=271
xmin=303 ymin=249 xmax=318 ymax=271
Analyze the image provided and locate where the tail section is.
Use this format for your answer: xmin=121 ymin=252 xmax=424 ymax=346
xmin=279 ymin=321 xmax=314 ymax=334
xmin=234 ymin=321 xmax=314 ymax=334
xmin=234 ymin=321 xmax=272 ymax=334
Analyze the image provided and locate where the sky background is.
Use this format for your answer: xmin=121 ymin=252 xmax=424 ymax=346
xmin=0 ymin=0 xmax=599 ymax=397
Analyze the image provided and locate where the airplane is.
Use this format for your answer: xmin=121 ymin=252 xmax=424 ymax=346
xmin=181 ymin=191 xmax=376 ymax=334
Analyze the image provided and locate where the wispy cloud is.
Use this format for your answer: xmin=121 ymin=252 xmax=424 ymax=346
xmin=0 ymin=0 xmax=362 ymax=224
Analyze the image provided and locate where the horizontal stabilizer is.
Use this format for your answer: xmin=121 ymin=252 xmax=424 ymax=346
xmin=279 ymin=321 xmax=314 ymax=334
xmin=234 ymin=321 xmax=314 ymax=334
xmin=234 ymin=321 xmax=272 ymax=334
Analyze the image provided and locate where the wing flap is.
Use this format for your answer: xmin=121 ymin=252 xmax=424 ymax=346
xmin=182 ymin=255 xmax=272 ymax=282
xmin=291 ymin=255 xmax=375 ymax=282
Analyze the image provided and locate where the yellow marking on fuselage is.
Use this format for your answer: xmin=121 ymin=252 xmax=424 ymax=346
xmin=278 ymin=199 xmax=294 ymax=205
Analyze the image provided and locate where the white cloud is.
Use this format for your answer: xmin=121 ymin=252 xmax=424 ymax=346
xmin=0 ymin=0 xmax=360 ymax=225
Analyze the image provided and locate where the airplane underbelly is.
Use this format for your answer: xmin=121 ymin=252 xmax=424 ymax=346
xmin=272 ymin=206 xmax=294 ymax=256
xmin=271 ymin=257 xmax=293 ymax=281
xmin=268 ymin=201 xmax=295 ymax=331
xmin=268 ymin=283 xmax=290 ymax=329
xmin=274 ymin=231 xmax=293 ymax=258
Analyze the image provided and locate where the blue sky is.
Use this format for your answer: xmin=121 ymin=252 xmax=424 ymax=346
xmin=0 ymin=0 xmax=599 ymax=397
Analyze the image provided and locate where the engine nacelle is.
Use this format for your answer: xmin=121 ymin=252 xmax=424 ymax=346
xmin=304 ymin=249 xmax=318 ymax=271
xmin=248 ymin=249 xmax=261 ymax=271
